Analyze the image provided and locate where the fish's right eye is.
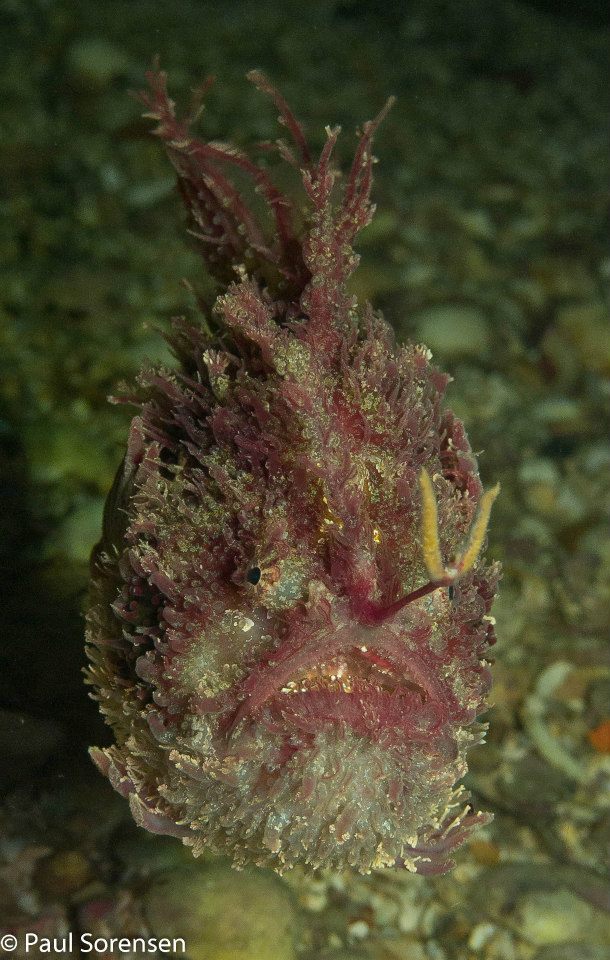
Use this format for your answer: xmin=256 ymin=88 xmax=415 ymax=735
xmin=246 ymin=566 xmax=261 ymax=585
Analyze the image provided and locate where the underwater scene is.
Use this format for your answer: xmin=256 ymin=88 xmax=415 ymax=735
xmin=1 ymin=1 xmax=609 ymax=958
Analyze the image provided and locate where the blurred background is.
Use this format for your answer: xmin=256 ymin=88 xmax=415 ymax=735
xmin=1 ymin=1 xmax=609 ymax=958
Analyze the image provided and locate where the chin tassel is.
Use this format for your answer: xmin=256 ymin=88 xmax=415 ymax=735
xmin=357 ymin=468 xmax=499 ymax=626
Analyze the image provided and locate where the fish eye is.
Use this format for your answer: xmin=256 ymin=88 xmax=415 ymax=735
xmin=246 ymin=566 xmax=261 ymax=585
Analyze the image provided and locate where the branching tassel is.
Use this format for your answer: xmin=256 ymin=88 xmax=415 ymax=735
xmin=455 ymin=482 xmax=500 ymax=575
xmin=419 ymin=468 xmax=500 ymax=582
xmin=418 ymin=468 xmax=446 ymax=581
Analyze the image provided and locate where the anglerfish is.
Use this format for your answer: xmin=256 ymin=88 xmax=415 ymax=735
xmin=86 ymin=68 xmax=500 ymax=875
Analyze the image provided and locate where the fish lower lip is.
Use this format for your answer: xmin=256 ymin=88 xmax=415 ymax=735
xmin=273 ymin=684 xmax=437 ymax=740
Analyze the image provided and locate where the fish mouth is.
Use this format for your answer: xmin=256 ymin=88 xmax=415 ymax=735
xmin=220 ymin=621 xmax=455 ymax=741
xmin=279 ymin=646 xmax=419 ymax=697
xmin=273 ymin=645 xmax=439 ymax=742
xmin=226 ymin=636 xmax=446 ymax=744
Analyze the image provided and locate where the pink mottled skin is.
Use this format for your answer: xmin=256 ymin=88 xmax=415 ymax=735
xmin=86 ymin=68 xmax=500 ymax=875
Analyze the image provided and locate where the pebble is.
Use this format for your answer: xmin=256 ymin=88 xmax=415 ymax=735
xmin=556 ymin=301 xmax=610 ymax=376
xmin=411 ymin=304 xmax=491 ymax=360
xmin=468 ymin=839 xmax=501 ymax=867
xmin=518 ymin=457 xmax=560 ymax=487
xmin=397 ymin=900 xmax=420 ymax=934
xmin=453 ymin=209 xmax=496 ymax=240
xmin=126 ymin=178 xmax=175 ymax=210
xmin=48 ymin=495 xmax=105 ymax=564
xmin=517 ymin=890 xmax=610 ymax=947
xmin=518 ymin=458 xmax=587 ymax=526
xmin=534 ymin=397 xmax=586 ymax=435
xmin=347 ymin=920 xmax=370 ymax=940
xmin=530 ymin=258 xmax=598 ymax=300
xmin=419 ymin=902 xmax=449 ymax=938
xmin=35 ymin=850 xmax=92 ymax=898
xmin=143 ymin=863 xmax=298 ymax=960
xmin=468 ymin=922 xmax=497 ymax=951
xmin=376 ymin=940 xmax=427 ymax=960
xmin=68 ymin=39 xmax=131 ymax=88
xmin=529 ymin=482 xmax=587 ymax=527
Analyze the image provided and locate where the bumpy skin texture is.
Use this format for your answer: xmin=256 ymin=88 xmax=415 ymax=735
xmin=86 ymin=70 xmax=500 ymax=875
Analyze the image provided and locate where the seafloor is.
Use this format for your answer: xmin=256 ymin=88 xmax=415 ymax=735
xmin=1 ymin=1 xmax=609 ymax=958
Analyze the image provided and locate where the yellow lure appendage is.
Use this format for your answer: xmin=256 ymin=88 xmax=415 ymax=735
xmin=456 ymin=482 xmax=500 ymax=575
xmin=418 ymin=468 xmax=446 ymax=581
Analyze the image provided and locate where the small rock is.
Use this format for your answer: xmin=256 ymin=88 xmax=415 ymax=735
xmin=517 ymin=890 xmax=610 ymax=947
xmin=347 ymin=920 xmax=370 ymax=940
xmin=468 ymin=839 xmax=501 ymax=867
xmin=530 ymin=258 xmax=597 ymax=301
xmin=468 ymin=922 xmax=497 ymax=951
xmin=535 ymin=397 xmax=586 ymax=435
xmin=556 ymin=301 xmax=610 ymax=376
xmin=412 ymin=304 xmax=491 ymax=361
xmin=126 ymin=178 xmax=175 ymax=210
xmin=397 ymin=899 xmax=420 ymax=934
xmin=519 ymin=458 xmax=560 ymax=487
xmin=518 ymin=458 xmax=586 ymax=526
xmin=454 ymin=209 xmax=495 ymax=240
xmin=48 ymin=495 xmax=105 ymax=564
xmin=144 ymin=862 xmax=299 ymax=960
xmin=68 ymin=39 xmax=131 ymax=88
xmin=35 ymin=850 xmax=92 ymax=898
xmin=23 ymin=420 xmax=114 ymax=491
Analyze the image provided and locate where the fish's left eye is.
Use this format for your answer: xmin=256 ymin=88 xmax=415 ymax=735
xmin=246 ymin=566 xmax=261 ymax=585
